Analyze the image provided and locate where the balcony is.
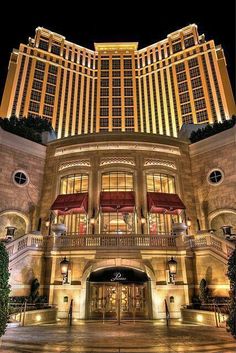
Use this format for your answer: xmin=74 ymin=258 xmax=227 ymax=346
xmin=49 ymin=233 xmax=178 ymax=250
xmin=5 ymin=232 xmax=235 ymax=262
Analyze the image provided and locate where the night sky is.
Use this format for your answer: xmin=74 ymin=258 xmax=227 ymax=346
xmin=0 ymin=1 xmax=235 ymax=99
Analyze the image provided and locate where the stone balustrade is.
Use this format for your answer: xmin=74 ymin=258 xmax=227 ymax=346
xmin=5 ymin=232 xmax=235 ymax=261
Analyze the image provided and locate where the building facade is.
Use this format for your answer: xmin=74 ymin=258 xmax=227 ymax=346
xmin=1 ymin=25 xmax=235 ymax=138
xmin=1 ymin=125 xmax=235 ymax=320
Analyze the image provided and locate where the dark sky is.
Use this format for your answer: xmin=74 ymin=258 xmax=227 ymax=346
xmin=0 ymin=1 xmax=235 ymax=99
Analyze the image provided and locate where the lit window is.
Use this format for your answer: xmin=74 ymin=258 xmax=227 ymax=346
xmin=60 ymin=174 xmax=88 ymax=194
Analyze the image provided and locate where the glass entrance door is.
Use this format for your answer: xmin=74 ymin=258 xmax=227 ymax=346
xmin=87 ymin=282 xmax=149 ymax=320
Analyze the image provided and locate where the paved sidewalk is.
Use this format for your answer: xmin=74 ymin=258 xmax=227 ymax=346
xmin=1 ymin=321 xmax=235 ymax=353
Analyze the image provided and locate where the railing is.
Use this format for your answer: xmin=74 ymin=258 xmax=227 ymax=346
xmin=50 ymin=234 xmax=178 ymax=250
xmin=5 ymin=233 xmax=45 ymax=261
xmin=4 ymin=231 xmax=235 ymax=261
xmin=186 ymin=233 xmax=235 ymax=257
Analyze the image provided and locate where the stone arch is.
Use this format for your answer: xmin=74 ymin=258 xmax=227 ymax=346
xmin=208 ymin=208 xmax=236 ymax=235
xmin=0 ymin=209 xmax=30 ymax=238
xmin=79 ymin=258 xmax=157 ymax=319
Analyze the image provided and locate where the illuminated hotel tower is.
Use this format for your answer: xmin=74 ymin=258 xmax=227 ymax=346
xmin=0 ymin=24 xmax=235 ymax=138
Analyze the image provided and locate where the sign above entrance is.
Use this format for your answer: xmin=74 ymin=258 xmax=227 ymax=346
xmin=87 ymin=267 xmax=149 ymax=284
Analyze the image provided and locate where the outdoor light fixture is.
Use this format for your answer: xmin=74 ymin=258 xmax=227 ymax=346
xmin=221 ymin=225 xmax=232 ymax=239
xmin=141 ymin=217 xmax=146 ymax=224
xmin=60 ymin=257 xmax=70 ymax=284
xmin=5 ymin=226 xmax=17 ymax=240
xmin=168 ymin=257 xmax=177 ymax=284
xmin=187 ymin=218 xmax=192 ymax=228
xmin=89 ymin=218 xmax=95 ymax=225
xmin=45 ymin=219 xmax=50 ymax=228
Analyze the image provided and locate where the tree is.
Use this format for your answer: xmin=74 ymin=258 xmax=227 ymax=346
xmin=190 ymin=116 xmax=236 ymax=143
xmin=199 ymin=278 xmax=209 ymax=304
xmin=227 ymin=249 xmax=236 ymax=338
xmin=0 ymin=242 xmax=10 ymax=337
xmin=0 ymin=115 xmax=52 ymax=144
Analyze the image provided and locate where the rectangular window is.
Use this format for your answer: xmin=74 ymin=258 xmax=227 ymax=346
xmin=195 ymin=98 xmax=206 ymax=110
xmin=100 ymin=97 xmax=109 ymax=106
xmin=101 ymin=60 xmax=109 ymax=69
xmin=146 ymin=173 xmax=175 ymax=193
xmin=125 ymin=107 xmax=134 ymax=116
xmin=112 ymin=107 xmax=121 ymax=116
xmin=124 ymin=78 xmax=132 ymax=87
xmin=46 ymin=84 xmax=56 ymax=95
xmin=175 ymin=62 xmax=185 ymax=73
xmin=112 ymin=60 xmax=120 ymax=69
xmin=112 ymin=88 xmax=121 ymax=96
xmin=100 ymin=107 xmax=109 ymax=116
xmin=100 ymin=88 xmax=109 ymax=96
xmin=112 ymin=79 xmax=121 ymax=87
xmin=32 ymin=80 xmax=43 ymax=91
xmin=101 ymin=79 xmax=109 ymax=87
xmin=100 ymin=118 xmax=109 ymax=127
xmin=112 ymin=97 xmax=121 ymax=106
xmin=124 ymin=88 xmax=133 ymax=96
xmin=125 ymin=97 xmax=133 ymax=106
xmin=124 ymin=59 xmax=132 ymax=69
xmin=31 ymin=90 xmax=41 ymax=102
xmin=38 ymin=40 xmax=48 ymax=51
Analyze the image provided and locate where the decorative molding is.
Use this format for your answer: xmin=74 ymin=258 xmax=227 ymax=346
xmin=55 ymin=142 xmax=181 ymax=156
xmin=59 ymin=160 xmax=91 ymax=171
xmin=144 ymin=159 xmax=176 ymax=170
xmin=100 ymin=157 xmax=135 ymax=166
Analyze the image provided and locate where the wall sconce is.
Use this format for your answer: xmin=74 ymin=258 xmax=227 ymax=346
xmin=60 ymin=257 xmax=70 ymax=284
xmin=5 ymin=226 xmax=17 ymax=241
xmin=221 ymin=225 xmax=232 ymax=239
xmin=45 ymin=219 xmax=50 ymax=228
xmin=141 ymin=217 xmax=146 ymax=225
xmin=89 ymin=218 xmax=95 ymax=225
xmin=187 ymin=218 xmax=192 ymax=228
xmin=167 ymin=257 xmax=177 ymax=284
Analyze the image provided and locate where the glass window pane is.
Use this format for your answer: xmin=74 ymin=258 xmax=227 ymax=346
xmin=117 ymin=173 xmax=125 ymax=190
xmin=60 ymin=177 xmax=68 ymax=194
xmin=153 ymin=175 xmax=161 ymax=192
xmin=67 ymin=175 xmax=75 ymax=194
xmin=81 ymin=175 xmax=89 ymax=192
xmin=161 ymin=175 xmax=168 ymax=193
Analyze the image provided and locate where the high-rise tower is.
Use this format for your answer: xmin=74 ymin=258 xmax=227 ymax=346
xmin=0 ymin=24 xmax=235 ymax=138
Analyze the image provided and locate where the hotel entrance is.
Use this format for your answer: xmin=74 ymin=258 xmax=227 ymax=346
xmin=86 ymin=267 xmax=150 ymax=320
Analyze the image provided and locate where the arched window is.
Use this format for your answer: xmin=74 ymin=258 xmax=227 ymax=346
xmin=146 ymin=173 xmax=181 ymax=235
xmin=100 ymin=172 xmax=135 ymax=234
xmin=56 ymin=173 xmax=89 ymax=234
xmin=60 ymin=174 xmax=88 ymax=194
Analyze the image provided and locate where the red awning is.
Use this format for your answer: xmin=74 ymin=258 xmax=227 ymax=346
xmin=100 ymin=191 xmax=135 ymax=213
xmin=147 ymin=192 xmax=185 ymax=215
xmin=51 ymin=193 xmax=88 ymax=215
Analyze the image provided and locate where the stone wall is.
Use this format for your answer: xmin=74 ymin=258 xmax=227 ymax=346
xmin=0 ymin=128 xmax=46 ymax=235
xmin=189 ymin=126 xmax=236 ymax=232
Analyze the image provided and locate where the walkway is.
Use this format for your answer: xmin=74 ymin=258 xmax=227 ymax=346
xmin=1 ymin=321 xmax=235 ymax=353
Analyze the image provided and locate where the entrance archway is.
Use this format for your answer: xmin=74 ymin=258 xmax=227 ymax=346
xmin=86 ymin=267 xmax=150 ymax=320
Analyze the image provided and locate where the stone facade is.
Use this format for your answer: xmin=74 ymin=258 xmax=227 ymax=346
xmin=0 ymin=128 xmax=46 ymax=237
xmin=1 ymin=126 xmax=235 ymax=320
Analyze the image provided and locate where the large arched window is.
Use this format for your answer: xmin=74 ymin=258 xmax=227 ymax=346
xmin=146 ymin=173 xmax=180 ymax=235
xmin=56 ymin=173 xmax=89 ymax=234
xmin=60 ymin=173 xmax=88 ymax=194
xmin=100 ymin=172 xmax=135 ymax=234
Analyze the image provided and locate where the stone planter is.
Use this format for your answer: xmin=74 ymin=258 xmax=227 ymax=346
xmin=172 ymin=222 xmax=187 ymax=236
xmin=51 ymin=223 xmax=67 ymax=236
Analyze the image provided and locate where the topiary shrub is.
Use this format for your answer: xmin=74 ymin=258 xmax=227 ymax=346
xmin=227 ymin=249 xmax=236 ymax=338
xmin=0 ymin=242 xmax=10 ymax=337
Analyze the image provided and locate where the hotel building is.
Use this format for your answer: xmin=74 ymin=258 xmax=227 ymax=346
xmin=0 ymin=25 xmax=235 ymax=323
xmin=0 ymin=24 xmax=235 ymax=138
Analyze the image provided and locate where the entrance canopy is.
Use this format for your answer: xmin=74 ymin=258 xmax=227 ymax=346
xmin=88 ymin=267 xmax=149 ymax=284
xmin=100 ymin=191 xmax=135 ymax=213
xmin=51 ymin=192 xmax=88 ymax=215
xmin=147 ymin=192 xmax=185 ymax=215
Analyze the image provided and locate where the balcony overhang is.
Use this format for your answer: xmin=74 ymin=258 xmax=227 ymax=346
xmin=51 ymin=193 xmax=88 ymax=215
xmin=147 ymin=192 xmax=185 ymax=215
xmin=100 ymin=191 xmax=135 ymax=213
